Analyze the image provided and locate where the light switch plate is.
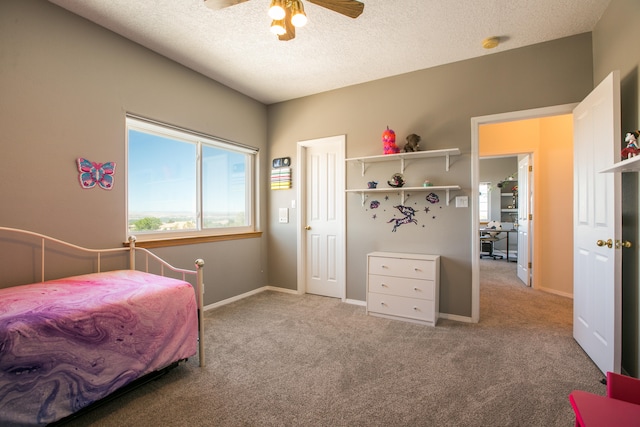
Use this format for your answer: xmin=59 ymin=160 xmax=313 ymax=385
xmin=455 ymin=196 xmax=468 ymax=208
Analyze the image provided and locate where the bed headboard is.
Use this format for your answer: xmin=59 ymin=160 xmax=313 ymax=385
xmin=0 ymin=227 xmax=206 ymax=366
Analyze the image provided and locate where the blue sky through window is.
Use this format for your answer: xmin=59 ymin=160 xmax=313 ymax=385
xmin=128 ymin=130 xmax=196 ymax=216
xmin=128 ymin=127 xmax=249 ymax=231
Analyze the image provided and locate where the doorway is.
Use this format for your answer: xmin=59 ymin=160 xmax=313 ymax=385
xmin=296 ymin=135 xmax=346 ymax=300
xmin=479 ymin=155 xmax=529 ymax=286
xmin=470 ymin=104 xmax=577 ymax=322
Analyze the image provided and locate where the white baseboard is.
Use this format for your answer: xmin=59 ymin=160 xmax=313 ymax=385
xmin=264 ymin=285 xmax=300 ymax=295
xmin=438 ymin=312 xmax=475 ymax=323
xmin=536 ymin=286 xmax=573 ymax=299
xmin=205 ymin=289 xmax=473 ymax=325
xmin=203 ymin=285 xmax=299 ymax=311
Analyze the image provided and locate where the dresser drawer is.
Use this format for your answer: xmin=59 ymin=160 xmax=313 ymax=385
xmin=368 ymin=256 xmax=435 ymax=280
xmin=368 ymin=274 xmax=435 ymax=301
xmin=367 ymin=293 xmax=435 ymax=322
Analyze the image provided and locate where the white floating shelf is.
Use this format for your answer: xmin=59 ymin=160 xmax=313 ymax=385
xmin=346 ymin=148 xmax=461 ymax=174
xmin=346 ymin=185 xmax=461 ymax=206
xmin=599 ymin=156 xmax=640 ymax=173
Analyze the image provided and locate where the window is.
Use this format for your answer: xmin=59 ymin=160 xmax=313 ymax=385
xmin=479 ymin=182 xmax=490 ymax=222
xmin=126 ymin=116 xmax=258 ymax=239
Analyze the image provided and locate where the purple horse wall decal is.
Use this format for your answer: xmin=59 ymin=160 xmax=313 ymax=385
xmin=387 ymin=205 xmax=418 ymax=232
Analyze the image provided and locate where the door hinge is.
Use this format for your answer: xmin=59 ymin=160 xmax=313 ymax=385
xmin=529 ymin=214 xmax=532 ymax=220
xmin=529 ymin=165 xmax=532 ymax=172
xmin=528 ymin=262 xmax=532 ymax=268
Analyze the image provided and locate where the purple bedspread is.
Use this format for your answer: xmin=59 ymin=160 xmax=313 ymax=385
xmin=0 ymin=270 xmax=198 ymax=426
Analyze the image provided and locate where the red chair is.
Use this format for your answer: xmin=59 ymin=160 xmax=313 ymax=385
xmin=569 ymin=372 xmax=640 ymax=426
xmin=606 ymin=371 xmax=640 ymax=405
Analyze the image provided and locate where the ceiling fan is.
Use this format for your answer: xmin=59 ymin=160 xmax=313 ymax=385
xmin=204 ymin=0 xmax=365 ymax=41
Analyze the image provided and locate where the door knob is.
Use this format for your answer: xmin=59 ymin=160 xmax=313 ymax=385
xmin=596 ymin=239 xmax=613 ymax=248
xmin=305 ymin=225 xmax=311 ymax=230
xmin=616 ymin=240 xmax=633 ymax=249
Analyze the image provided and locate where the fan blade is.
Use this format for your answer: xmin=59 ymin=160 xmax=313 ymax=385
xmin=203 ymin=0 xmax=250 ymax=10
xmin=306 ymin=0 xmax=364 ymax=18
xmin=278 ymin=7 xmax=296 ymax=41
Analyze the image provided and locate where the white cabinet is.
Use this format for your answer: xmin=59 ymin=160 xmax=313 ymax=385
xmin=366 ymin=252 xmax=440 ymax=326
xmin=346 ymin=149 xmax=461 ymax=205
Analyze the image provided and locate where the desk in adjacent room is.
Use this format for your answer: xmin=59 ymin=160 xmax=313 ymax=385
xmin=479 ymin=228 xmax=517 ymax=261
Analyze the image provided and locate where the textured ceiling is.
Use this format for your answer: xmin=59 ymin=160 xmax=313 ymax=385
xmin=48 ymin=0 xmax=610 ymax=105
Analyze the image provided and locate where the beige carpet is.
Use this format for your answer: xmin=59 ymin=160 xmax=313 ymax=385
xmin=63 ymin=259 xmax=604 ymax=426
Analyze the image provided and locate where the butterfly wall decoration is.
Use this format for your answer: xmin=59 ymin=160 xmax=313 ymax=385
xmin=77 ymin=158 xmax=116 ymax=190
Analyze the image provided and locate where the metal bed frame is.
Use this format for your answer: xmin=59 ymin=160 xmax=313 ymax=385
xmin=0 ymin=227 xmax=206 ymax=367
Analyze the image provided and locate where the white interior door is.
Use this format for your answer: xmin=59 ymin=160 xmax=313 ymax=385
xmin=517 ymin=155 xmax=531 ymax=286
xmin=302 ymin=136 xmax=345 ymax=299
xmin=573 ymin=71 xmax=621 ymax=374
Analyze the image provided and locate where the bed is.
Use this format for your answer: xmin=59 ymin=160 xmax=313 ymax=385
xmin=0 ymin=227 xmax=205 ymax=426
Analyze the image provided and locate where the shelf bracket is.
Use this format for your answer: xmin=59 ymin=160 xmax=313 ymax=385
xmin=446 ymin=189 xmax=451 ymax=206
xmin=400 ymin=157 xmax=406 ymax=174
xmin=359 ymin=192 xmax=368 ymax=206
xmin=445 ymin=154 xmax=450 ymax=172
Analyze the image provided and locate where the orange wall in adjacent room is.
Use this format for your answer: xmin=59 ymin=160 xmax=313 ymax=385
xmin=480 ymin=114 xmax=574 ymax=297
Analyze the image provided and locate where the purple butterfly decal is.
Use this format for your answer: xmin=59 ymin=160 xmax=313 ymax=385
xmin=77 ymin=158 xmax=116 ymax=190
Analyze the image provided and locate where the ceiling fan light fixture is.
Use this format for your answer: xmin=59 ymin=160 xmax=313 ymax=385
xmin=290 ymin=0 xmax=307 ymax=27
xmin=270 ymin=19 xmax=286 ymax=36
xmin=268 ymin=0 xmax=286 ymax=20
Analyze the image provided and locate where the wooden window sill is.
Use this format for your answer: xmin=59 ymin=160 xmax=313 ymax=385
xmin=124 ymin=231 xmax=262 ymax=249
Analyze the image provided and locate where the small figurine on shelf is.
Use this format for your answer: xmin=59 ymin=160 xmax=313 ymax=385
xmin=621 ymin=130 xmax=640 ymax=160
xmin=403 ymin=134 xmax=421 ymax=152
xmin=382 ymin=126 xmax=400 ymax=155
xmin=367 ymin=181 xmax=378 ymax=189
xmin=387 ymin=173 xmax=404 ymax=188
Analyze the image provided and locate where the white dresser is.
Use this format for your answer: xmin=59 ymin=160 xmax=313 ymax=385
xmin=366 ymin=252 xmax=440 ymax=326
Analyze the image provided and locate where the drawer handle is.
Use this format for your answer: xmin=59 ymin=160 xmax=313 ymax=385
xmin=381 ymin=264 xmax=389 ymax=269
xmin=413 ymin=287 xmax=420 ymax=291
xmin=413 ymin=306 xmax=419 ymax=311
xmin=414 ymin=267 xmax=422 ymax=272
xmin=381 ymin=283 xmax=388 ymax=287
xmin=380 ymin=302 xmax=387 ymax=306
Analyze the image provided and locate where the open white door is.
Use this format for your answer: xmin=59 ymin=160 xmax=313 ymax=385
xmin=517 ymin=155 xmax=531 ymax=286
xmin=300 ymin=136 xmax=345 ymax=299
xmin=573 ymin=71 xmax=621 ymax=374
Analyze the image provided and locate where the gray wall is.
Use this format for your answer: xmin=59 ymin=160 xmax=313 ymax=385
xmin=267 ymin=34 xmax=594 ymax=317
xmin=593 ymin=0 xmax=640 ymax=377
xmin=0 ymin=0 xmax=269 ymax=304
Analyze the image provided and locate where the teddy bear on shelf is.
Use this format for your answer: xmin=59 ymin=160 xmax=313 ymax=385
xmin=403 ymin=133 xmax=421 ymax=152
xmin=382 ymin=126 xmax=400 ymax=155
xmin=621 ymin=130 xmax=640 ymax=160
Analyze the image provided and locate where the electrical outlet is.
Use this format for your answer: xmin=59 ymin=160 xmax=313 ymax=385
xmin=279 ymin=208 xmax=289 ymax=223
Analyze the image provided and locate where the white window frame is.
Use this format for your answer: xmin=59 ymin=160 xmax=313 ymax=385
xmin=125 ymin=115 xmax=258 ymax=241
xmin=479 ymin=181 xmax=491 ymax=223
